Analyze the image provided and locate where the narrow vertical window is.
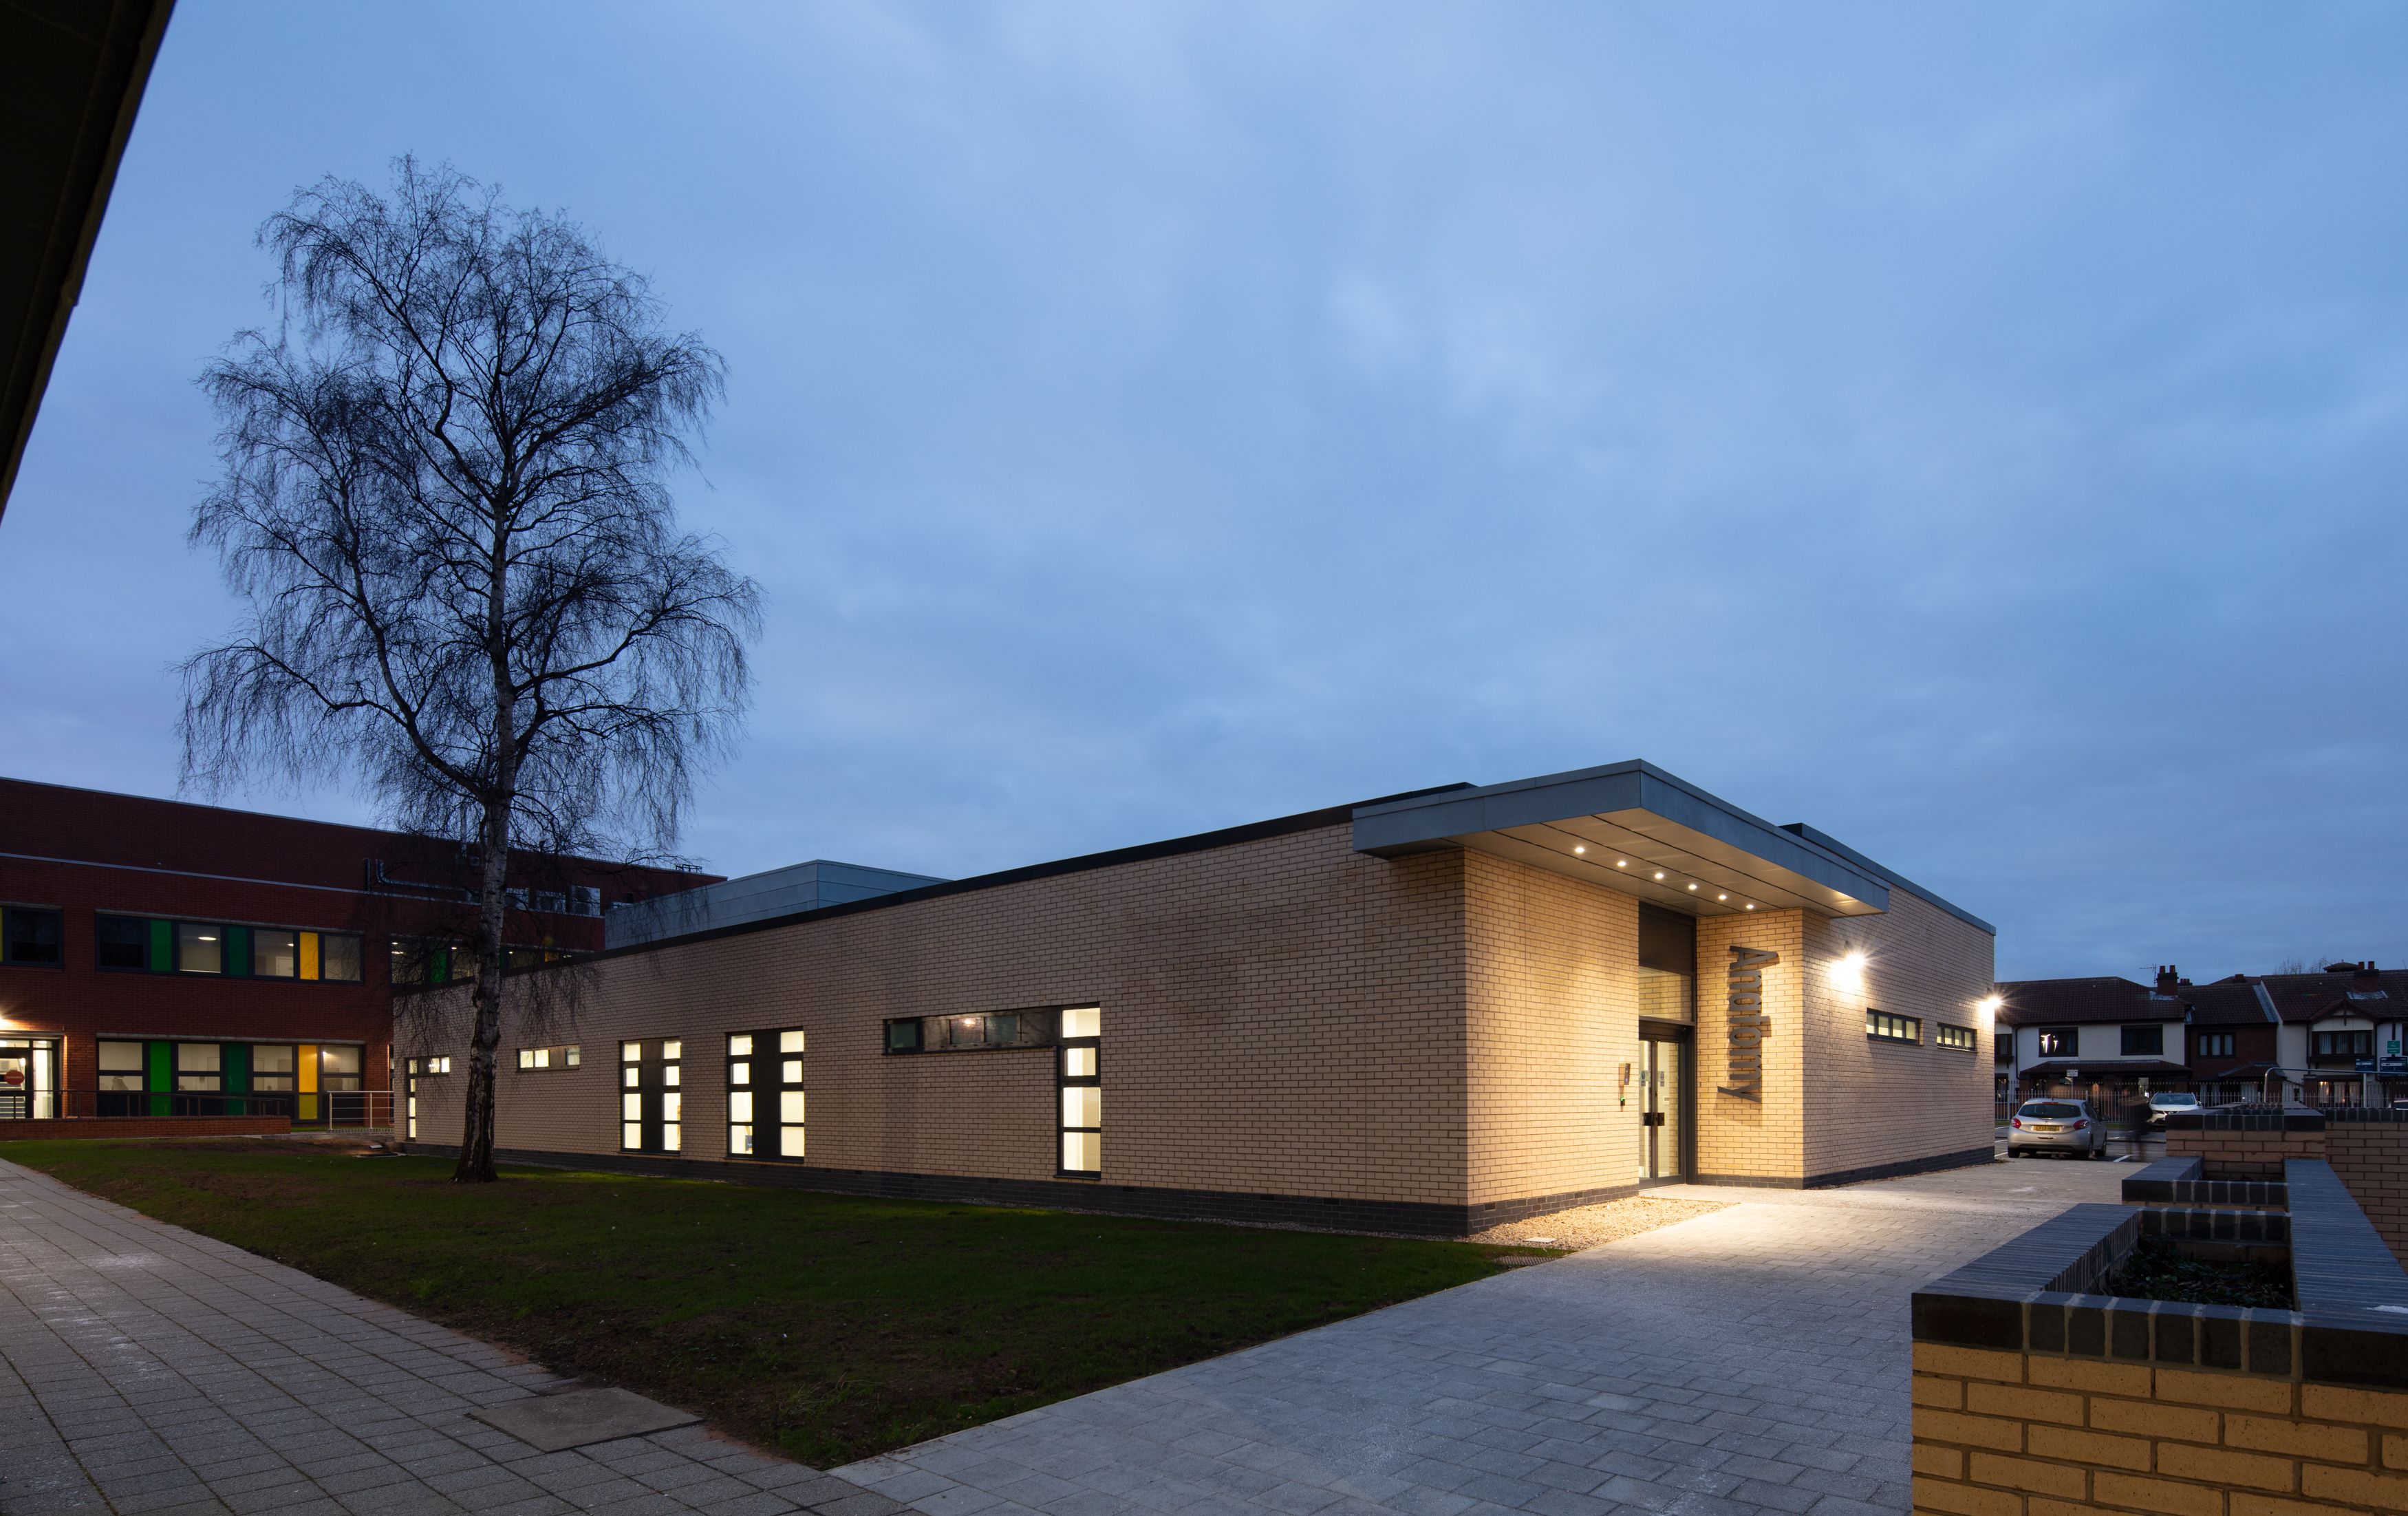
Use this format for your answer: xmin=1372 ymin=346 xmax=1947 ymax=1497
xmin=777 ymin=1029 xmax=805 ymax=1157
xmin=1058 ymin=1005 xmax=1101 ymax=1176
xmin=621 ymin=1040 xmax=643 ymax=1151
xmin=661 ymin=1040 xmax=682 ymax=1152
xmin=727 ymin=1033 xmax=753 ymax=1156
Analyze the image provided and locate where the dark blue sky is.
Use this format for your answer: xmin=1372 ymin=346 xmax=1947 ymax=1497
xmin=6 ymin=3 xmax=2404 ymax=980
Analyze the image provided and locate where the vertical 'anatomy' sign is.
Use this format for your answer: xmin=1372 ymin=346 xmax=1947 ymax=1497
xmin=1718 ymin=945 xmax=1779 ymax=1100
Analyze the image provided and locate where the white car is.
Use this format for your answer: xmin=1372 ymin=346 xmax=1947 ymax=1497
xmin=2008 ymin=1100 xmax=2107 ymax=1158
xmin=2147 ymin=1091 xmax=2200 ymax=1127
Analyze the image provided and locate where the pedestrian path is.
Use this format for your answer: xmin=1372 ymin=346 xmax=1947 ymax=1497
xmin=839 ymin=1160 xmax=2125 ymax=1516
xmin=0 ymin=1155 xmax=908 ymax=1516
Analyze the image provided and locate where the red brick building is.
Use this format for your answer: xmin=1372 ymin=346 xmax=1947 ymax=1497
xmin=0 ymin=778 xmax=713 ymax=1131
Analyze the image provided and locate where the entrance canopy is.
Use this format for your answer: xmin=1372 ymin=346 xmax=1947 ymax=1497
xmin=1353 ymin=760 xmax=1989 ymax=929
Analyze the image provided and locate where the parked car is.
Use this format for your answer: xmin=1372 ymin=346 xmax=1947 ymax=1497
xmin=2008 ymin=1099 xmax=2107 ymax=1158
xmin=2147 ymin=1091 xmax=2201 ymax=1127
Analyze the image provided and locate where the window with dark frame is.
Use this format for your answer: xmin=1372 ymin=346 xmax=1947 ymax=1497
xmin=94 ymin=915 xmax=363 ymax=981
xmin=2036 ymin=1027 xmax=2077 ymax=1058
xmin=1 ymin=906 xmax=63 ymax=965
xmin=1057 ymin=1006 xmax=1101 ymax=1175
xmin=620 ymin=1039 xmax=682 ymax=1153
xmin=883 ymin=1009 xmax=1060 ymax=1054
xmin=1866 ymin=1010 xmax=1921 ymax=1044
xmin=2121 ymin=1025 xmax=2164 ymax=1057
xmin=727 ymin=1029 xmax=805 ymax=1160
xmin=1935 ymin=1023 xmax=1976 ymax=1051
xmin=2314 ymin=1029 xmax=2372 ymax=1059
xmin=2195 ymin=1032 xmax=2235 ymax=1058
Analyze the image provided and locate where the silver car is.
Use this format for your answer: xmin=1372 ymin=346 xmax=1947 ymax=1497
xmin=2008 ymin=1099 xmax=2107 ymax=1158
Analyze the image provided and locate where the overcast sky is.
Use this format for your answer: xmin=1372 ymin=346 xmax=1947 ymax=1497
xmin=6 ymin=3 xmax=2404 ymax=980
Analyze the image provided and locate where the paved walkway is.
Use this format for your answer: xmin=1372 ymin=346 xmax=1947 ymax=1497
xmin=1 ymin=1151 xmax=2125 ymax=1516
xmin=0 ymin=1157 xmax=904 ymax=1516
xmin=839 ymin=1160 xmax=2127 ymax=1516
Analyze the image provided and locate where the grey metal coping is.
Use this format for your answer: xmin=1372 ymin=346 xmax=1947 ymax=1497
xmin=1351 ymin=760 xmax=1993 ymax=932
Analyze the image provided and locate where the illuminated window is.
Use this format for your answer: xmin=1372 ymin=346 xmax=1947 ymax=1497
xmin=96 ymin=1040 xmax=144 ymax=1093
xmin=1058 ymin=1006 xmax=1101 ymax=1175
xmin=176 ymin=1042 xmax=222 ymax=1091
xmin=176 ymin=923 xmax=223 ymax=975
xmin=620 ymin=1040 xmax=682 ymax=1154
xmin=252 ymin=929 xmax=299 ymax=979
xmin=1935 ymin=1024 xmax=1975 ymax=1052
xmin=252 ymin=1044 xmax=298 ymax=1091
xmin=729 ymin=1029 xmax=804 ymax=1160
xmin=2036 ymin=1027 xmax=2077 ymax=1058
xmin=1866 ymin=1010 xmax=1921 ymax=1045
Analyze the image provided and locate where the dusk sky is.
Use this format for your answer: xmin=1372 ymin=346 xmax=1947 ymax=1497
xmin=5 ymin=3 xmax=2404 ymax=981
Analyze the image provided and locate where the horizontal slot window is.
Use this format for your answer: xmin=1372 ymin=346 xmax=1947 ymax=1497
xmin=885 ymin=1007 xmax=1066 ymax=1054
xmin=1866 ymin=1010 xmax=1922 ymax=1045
xmin=1935 ymin=1023 xmax=1975 ymax=1051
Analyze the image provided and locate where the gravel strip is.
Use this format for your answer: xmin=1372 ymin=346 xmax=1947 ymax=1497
xmin=1469 ymin=1194 xmax=1733 ymax=1250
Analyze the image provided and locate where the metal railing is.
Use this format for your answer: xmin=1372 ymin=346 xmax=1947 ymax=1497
xmin=0 ymin=1089 xmax=396 ymax=1129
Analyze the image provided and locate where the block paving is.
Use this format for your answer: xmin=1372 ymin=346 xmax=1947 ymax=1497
xmin=841 ymin=1160 xmax=2127 ymax=1515
xmin=0 ymin=1156 xmax=910 ymax=1516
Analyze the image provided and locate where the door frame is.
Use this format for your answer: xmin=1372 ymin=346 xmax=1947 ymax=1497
xmin=1637 ymin=1019 xmax=1694 ymax=1186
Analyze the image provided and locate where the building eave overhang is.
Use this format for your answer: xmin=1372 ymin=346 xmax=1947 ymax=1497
xmin=1351 ymin=760 xmax=1989 ymax=926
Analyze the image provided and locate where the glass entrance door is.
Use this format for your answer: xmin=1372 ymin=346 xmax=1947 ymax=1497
xmin=1639 ymin=1036 xmax=1684 ymax=1183
xmin=0 ymin=1038 xmax=56 ymax=1120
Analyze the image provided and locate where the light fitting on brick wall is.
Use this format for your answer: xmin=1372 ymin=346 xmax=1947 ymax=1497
xmin=1829 ymin=950 xmax=1868 ymax=992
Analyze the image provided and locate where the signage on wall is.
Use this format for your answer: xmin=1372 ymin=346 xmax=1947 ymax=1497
xmin=1717 ymin=945 xmax=1780 ymax=1100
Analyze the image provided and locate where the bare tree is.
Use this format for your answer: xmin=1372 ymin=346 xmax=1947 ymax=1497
xmin=182 ymin=159 xmax=760 ymax=1182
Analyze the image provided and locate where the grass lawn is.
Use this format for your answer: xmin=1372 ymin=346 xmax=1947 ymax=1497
xmin=3 ymin=1140 xmax=1543 ymax=1467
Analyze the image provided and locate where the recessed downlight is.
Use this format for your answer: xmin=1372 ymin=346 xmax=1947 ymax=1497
xmin=1717 ymin=893 xmax=1728 ymax=901
xmin=1573 ymin=845 xmax=1585 ymax=854
xmin=1745 ymin=903 xmax=1756 ymax=910
xmin=1687 ymin=882 xmax=1698 ymax=891
xmin=1653 ymin=871 xmax=1665 ymax=881
xmin=1615 ymin=860 xmax=1627 ymax=868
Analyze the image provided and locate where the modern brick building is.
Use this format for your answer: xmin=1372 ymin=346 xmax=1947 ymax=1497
xmin=0 ymin=777 xmax=711 ymax=1130
xmin=399 ymin=760 xmax=2000 ymax=1235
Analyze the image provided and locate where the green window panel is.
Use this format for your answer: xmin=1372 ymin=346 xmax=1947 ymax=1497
xmin=226 ymin=926 xmax=251 ymax=979
xmin=147 ymin=919 xmax=172 ymax=972
xmin=147 ymin=1040 xmax=172 ymax=1115
xmin=223 ymin=1043 xmax=250 ymax=1111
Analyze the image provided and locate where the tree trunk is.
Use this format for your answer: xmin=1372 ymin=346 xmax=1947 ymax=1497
xmin=455 ymin=504 xmax=519 ymax=1184
xmin=451 ymin=802 xmax=512 ymax=1182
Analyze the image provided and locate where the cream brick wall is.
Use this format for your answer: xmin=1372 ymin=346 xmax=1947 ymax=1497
xmin=1803 ymin=888 xmax=1998 ymax=1179
xmin=406 ymin=822 xmax=1475 ymax=1208
xmin=1910 ymin=1344 xmax=2408 ymax=1516
xmin=1696 ymin=909 xmax=1809 ymax=1182
xmin=1462 ymin=851 xmax=1642 ymax=1206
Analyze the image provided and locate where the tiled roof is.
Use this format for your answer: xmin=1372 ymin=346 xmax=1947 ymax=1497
xmin=1996 ymin=976 xmax=2184 ymax=1027
xmin=2182 ymin=980 xmax=2276 ymax=1027
xmin=2249 ymin=966 xmax=2406 ymax=1024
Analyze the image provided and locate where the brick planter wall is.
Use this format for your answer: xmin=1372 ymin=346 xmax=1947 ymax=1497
xmin=0 ymin=1115 xmax=292 ymax=1140
xmin=2321 ymin=1113 xmax=2408 ymax=1270
xmin=2169 ymin=1109 xmax=2408 ymax=1268
xmin=1911 ymin=1160 xmax=2408 ymax=1516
